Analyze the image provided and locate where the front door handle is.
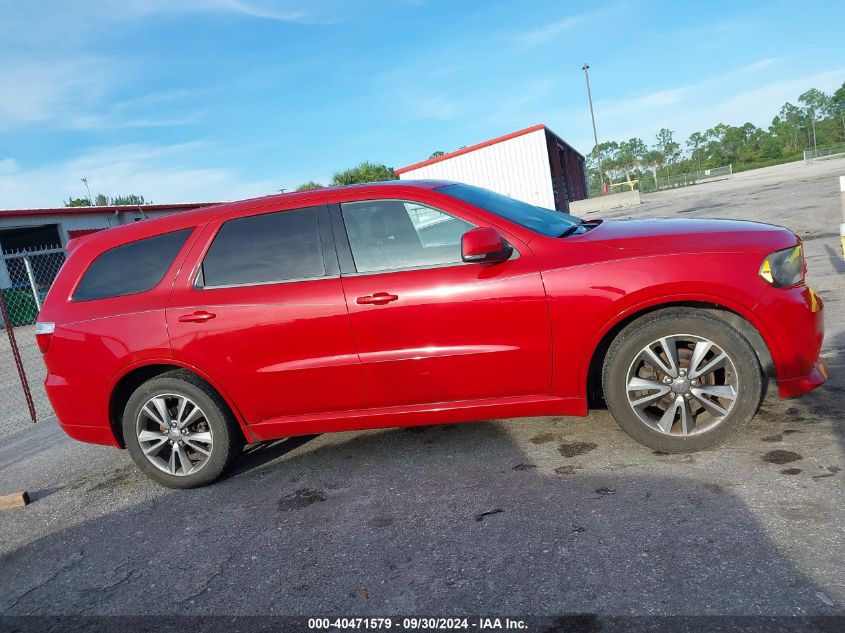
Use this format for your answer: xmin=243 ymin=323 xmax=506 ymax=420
xmin=178 ymin=311 xmax=217 ymax=323
xmin=356 ymin=292 xmax=398 ymax=305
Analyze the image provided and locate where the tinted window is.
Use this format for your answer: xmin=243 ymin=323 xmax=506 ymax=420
xmin=437 ymin=183 xmax=580 ymax=237
xmin=202 ymin=206 xmax=325 ymax=287
xmin=73 ymin=229 xmax=191 ymax=301
xmin=341 ymin=200 xmax=474 ymax=273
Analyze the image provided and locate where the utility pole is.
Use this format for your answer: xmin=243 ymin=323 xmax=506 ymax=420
xmin=81 ymin=177 xmax=94 ymax=206
xmin=582 ymin=64 xmax=604 ymax=195
xmin=810 ymin=112 xmax=818 ymax=154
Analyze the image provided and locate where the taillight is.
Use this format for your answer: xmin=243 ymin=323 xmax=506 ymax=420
xmin=35 ymin=322 xmax=54 ymax=354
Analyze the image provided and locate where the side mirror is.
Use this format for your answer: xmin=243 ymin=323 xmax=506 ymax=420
xmin=461 ymin=227 xmax=513 ymax=264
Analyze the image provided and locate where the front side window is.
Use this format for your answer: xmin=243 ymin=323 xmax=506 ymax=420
xmin=201 ymin=206 xmax=324 ymax=287
xmin=73 ymin=229 xmax=191 ymax=301
xmin=341 ymin=200 xmax=474 ymax=273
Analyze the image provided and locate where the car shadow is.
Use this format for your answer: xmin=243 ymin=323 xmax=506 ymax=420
xmin=0 ymin=420 xmax=841 ymax=627
xmin=788 ymin=327 xmax=845 ymax=456
xmin=822 ymin=245 xmax=845 ymax=274
xmin=225 ymin=434 xmax=320 ymax=480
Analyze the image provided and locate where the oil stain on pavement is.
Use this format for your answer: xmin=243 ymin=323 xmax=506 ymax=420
xmin=278 ymin=487 xmax=326 ymax=511
xmin=762 ymin=450 xmax=803 ymax=465
xmin=558 ymin=442 xmax=597 ymax=458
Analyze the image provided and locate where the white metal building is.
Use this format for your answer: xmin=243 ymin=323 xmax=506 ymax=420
xmin=396 ymin=124 xmax=587 ymax=212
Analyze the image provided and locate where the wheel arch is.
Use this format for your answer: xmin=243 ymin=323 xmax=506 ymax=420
xmin=108 ymin=361 xmax=252 ymax=448
xmin=585 ymin=300 xmax=775 ymax=407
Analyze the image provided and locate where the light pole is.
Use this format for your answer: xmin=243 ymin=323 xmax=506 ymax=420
xmin=582 ymin=63 xmax=604 ymax=195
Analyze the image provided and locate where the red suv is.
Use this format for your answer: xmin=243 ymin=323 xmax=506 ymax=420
xmin=37 ymin=181 xmax=827 ymax=487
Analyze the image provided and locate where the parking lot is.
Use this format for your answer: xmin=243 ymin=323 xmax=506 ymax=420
xmin=1 ymin=159 xmax=843 ymax=620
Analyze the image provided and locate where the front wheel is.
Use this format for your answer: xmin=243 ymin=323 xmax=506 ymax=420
xmin=602 ymin=309 xmax=763 ymax=453
xmin=123 ymin=371 xmax=242 ymax=488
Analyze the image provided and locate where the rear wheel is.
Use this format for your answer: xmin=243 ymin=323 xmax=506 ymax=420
xmin=602 ymin=309 xmax=763 ymax=453
xmin=123 ymin=371 xmax=242 ymax=488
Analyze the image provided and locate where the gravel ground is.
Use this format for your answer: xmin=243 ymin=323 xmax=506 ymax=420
xmin=0 ymin=159 xmax=843 ymax=624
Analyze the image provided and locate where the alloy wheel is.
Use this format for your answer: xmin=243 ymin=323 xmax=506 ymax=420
xmin=135 ymin=393 xmax=214 ymax=476
xmin=625 ymin=334 xmax=739 ymax=436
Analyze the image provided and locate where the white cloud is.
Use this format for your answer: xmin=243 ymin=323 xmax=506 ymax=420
xmin=684 ymin=69 xmax=845 ymax=129
xmin=0 ymin=143 xmax=281 ymax=208
xmin=18 ymin=0 xmax=320 ymax=25
xmin=0 ymin=159 xmax=20 ymax=175
xmin=595 ymin=59 xmax=778 ymax=119
xmin=412 ymin=95 xmax=462 ymax=121
xmin=68 ymin=112 xmax=204 ymax=131
xmin=0 ymin=2 xmax=328 ymax=132
xmin=0 ymin=56 xmax=208 ymax=132
xmin=0 ymin=57 xmax=112 ymax=131
xmin=98 ymin=0 xmax=416 ymax=24
xmin=123 ymin=0 xmax=310 ymax=22
xmin=483 ymin=79 xmax=556 ymax=125
xmin=514 ymin=3 xmax=630 ymax=48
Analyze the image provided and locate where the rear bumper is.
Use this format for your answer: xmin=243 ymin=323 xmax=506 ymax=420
xmin=45 ymin=373 xmax=120 ymax=447
xmin=58 ymin=421 xmax=121 ymax=447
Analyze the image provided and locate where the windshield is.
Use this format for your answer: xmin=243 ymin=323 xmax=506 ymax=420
xmin=437 ymin=183 xmax=580 ymax=237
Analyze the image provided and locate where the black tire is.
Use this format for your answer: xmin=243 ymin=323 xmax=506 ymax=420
xmin=123 ymin=370 xmax=243 ymax=488
xmin=602 ymin=308 xmax=763 ymax=453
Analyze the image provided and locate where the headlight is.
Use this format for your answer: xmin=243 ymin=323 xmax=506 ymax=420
xmin=759 ymin=244 xmax=804 ymax=287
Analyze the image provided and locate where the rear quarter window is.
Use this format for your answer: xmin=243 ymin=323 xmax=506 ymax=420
xmin=72 ymin=229 xmax=192 ymax=302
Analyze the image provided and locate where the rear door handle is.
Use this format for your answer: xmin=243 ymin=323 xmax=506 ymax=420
xmin=356 ymin=292 xmax=398 ymax=305
xmin=178 ymin=311 xmax=216 ymax=323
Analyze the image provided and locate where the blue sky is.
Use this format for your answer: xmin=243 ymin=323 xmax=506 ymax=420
xmin=1 ymin=0 xmax=843 ymax=207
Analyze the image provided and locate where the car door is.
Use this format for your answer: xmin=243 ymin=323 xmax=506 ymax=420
xmin=166 ymin=203 xmax=365 ymax=425
xmin=333 ymin=196 xmax=552 ymax=409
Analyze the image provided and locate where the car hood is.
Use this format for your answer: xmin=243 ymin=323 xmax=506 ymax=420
xmin=578 ymin=218 xmax=798 ymax=254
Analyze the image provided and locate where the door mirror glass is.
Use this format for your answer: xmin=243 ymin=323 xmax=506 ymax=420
xmin=461 ymin=227 xmax=512 ymax=264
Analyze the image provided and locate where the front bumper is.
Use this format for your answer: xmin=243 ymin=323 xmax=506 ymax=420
xmin=754 ymin=284 xmax=827 ymax=398
xmin=779 ymin=357 xmax=828 ymax=398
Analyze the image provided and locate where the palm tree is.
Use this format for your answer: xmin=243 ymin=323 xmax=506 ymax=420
xmin=332 ymin=162 xmax=398 ymax=185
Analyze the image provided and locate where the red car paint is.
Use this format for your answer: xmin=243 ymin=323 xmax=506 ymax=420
xmin=37 ymin=181 xmax=826 ymax=448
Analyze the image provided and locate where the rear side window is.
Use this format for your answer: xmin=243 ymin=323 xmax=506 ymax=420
xmin=200 ymin=206 xmax=325 ymax=287
xmin=73 ymin=229 xmax=191 ymax=302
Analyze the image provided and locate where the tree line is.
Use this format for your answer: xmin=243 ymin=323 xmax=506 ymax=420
xmin=294 ymin=161 xmax=398 ymax=191
xmin=64 ymin=193 xmax=150 ymax=207
xmin=588 ymin=82 xmax=845 ymax=193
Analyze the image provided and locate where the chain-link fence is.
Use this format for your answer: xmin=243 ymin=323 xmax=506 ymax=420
xmin=645 ymin=164 xmax=733 ymax=193
xmin=804 ymin=144 xmax=845 ymax=165
xmin=1 ymin=244 xmax=66 ymax=438
xmin=588 ymin=164 xmax=733 ymax=197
